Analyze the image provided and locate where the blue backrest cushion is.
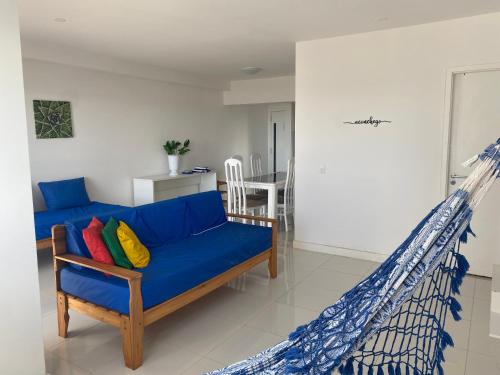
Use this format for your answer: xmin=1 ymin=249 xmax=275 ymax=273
xmin=65 ymin=207 xmax=158 ymax=261
xmin=39 ymin=177 xmax=91 ymax=211
xmin=179 ymin=191 xmax=227 ymax=234
xmin=136 ymin=198 xmax=190 ymax=246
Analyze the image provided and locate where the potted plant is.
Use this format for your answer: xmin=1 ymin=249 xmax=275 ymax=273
xmin=163 ymin=139 xmax=190 ymax=176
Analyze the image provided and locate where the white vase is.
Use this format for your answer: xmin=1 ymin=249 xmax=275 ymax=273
xmin=168 ymin=155 xmax=179 ymax=176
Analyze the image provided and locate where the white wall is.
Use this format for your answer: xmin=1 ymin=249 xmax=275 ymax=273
xmin=23 ymin=59 xmax=246 ymax=210
xmin=0 ymin=1 xmax=45 ymax=373
xmin=248 ymin=104 xmax=269 ymax=173
xmin=222 ymin=104 xmax=269 ymax=176
xmin=222 ymin=104 xmax=252 ymax=175
xmin=223 ymin=76 xmax=295 ymax=105
xmin=295 ymin=12 xmax=500 ymax=259
xmin=22 ymin=39 xmax=227 ymax=90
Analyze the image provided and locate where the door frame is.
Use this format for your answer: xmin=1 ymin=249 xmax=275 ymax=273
xmin=441 ymin=62 xmax=500 ymax=198
xmin=267 ymin=103 xmax=292 ymax=173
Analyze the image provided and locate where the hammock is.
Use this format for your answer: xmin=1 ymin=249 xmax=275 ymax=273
xmin=208 ymin=139 xmax=500 ymax=375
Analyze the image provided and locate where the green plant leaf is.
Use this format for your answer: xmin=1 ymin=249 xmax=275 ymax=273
xmin=163 ymin=139 xmax=191 ymax=155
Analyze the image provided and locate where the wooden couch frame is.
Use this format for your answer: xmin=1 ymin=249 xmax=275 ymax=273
xmin=52 ymin=213 xmax=278 ymax=370
xmin=37 ymin=238 xmax=52 ymax=250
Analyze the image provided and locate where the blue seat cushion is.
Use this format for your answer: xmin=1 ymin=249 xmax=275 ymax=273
xmin=179 ymin=191 xmax=227 ymax=234
xmin=60 ymin=222 xmax=272 ymax=314
xmin=136 ymin=198 xmax=190 ymax=247
xmin=38 ymin=177 xmax=91 ymax=211
xmin=34 ymin=202 xmax=128 ymax=241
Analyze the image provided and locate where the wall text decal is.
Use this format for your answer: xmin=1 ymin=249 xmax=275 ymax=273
xmin=343 ymin=116 xmax=391 ymax=127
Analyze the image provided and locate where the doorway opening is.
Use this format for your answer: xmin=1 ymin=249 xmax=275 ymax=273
xmin=268 ymin=103 xmax=295 ymax=173
xmin=443 ymin=66 xmax=500 ymax=276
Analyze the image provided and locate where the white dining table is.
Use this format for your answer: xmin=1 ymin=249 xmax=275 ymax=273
xmin=243 ymin=172 xmax=287 ymax=219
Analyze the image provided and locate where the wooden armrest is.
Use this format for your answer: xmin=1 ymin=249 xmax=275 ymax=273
xmin=226 ymin=212 xmax=278 ymax=224
xmin=55 ymin=254 xmax=142 ymax=281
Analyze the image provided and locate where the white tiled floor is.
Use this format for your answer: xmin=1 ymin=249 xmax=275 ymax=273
xmin=37 ymin=228 xmax=499 ymax=374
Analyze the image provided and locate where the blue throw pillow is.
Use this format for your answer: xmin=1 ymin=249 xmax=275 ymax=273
xmin=65 ymin=219 xmax=92 ymax=260
xmin=39 ymin=177 xmax=91 ymax=211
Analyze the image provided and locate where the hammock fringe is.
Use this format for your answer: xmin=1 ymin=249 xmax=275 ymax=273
xmin=451 ymin=251 xmax=469 ymax=294
xmin=436 ymin=362 xmax=444 ymax=375
xmin=357 ymin=362 xmax=364 ymax=375
xmin=343 ymin=357 xmax=355 ymax=375
xmin=440 ymin=330 xmax=454 ymax=350
xmin=284 ymin=346 xmax=301 ymax=361
xmin=456 ymin=253 xmax=470 ymax=274
xmin=448 ymin=296 xmax=462 ymax=321
xmin=459 ymin=224 xmax=476 ymax=244
xmin=288 ymin=324 xmax=307 ymax=341
xmin=387 ymin=362 xmax=395 ymax=375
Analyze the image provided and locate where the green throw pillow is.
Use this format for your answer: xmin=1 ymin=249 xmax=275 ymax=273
xmin=102 ymin=217 xmax=133 ymax=269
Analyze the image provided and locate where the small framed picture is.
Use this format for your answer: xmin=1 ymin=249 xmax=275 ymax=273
xmin=33 ymin=100 xmax=73 ymax=139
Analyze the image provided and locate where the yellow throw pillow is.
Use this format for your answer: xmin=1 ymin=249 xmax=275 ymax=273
xmin=116 ymin=221 xmax=150 ymax=268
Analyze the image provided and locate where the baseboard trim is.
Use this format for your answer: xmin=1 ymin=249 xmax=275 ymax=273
xmin=293 ymin=240 xmax=387 ymax=263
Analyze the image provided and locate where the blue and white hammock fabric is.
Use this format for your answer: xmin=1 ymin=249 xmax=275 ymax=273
xmin=208 ymin=139 xmax=500 ymax=375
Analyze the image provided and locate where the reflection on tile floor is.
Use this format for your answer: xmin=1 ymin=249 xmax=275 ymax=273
xmin=37 ymin=228 xmax=498 ymax=374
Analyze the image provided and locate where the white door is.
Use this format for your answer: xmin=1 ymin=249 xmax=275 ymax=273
xmin=269 ymin=105 xmax=292 ymax=173
xmin=448 ymin=70 xmax=500 ymax=277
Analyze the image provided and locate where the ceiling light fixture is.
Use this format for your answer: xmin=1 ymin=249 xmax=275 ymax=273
xmin=241 ymin=67 xmax=262 ymax=75
xmin=53 ymin=17 xmax=67 ymax=23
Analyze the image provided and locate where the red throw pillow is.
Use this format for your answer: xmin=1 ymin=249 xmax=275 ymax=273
xmin=87 ymin=216 xmax=104 ymax=230
xmin=82 ymin=217 xmax=115 ymax=269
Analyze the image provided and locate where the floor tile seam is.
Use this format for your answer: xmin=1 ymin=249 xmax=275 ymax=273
xmin=46 ymin=348 xmax=99 ymax=375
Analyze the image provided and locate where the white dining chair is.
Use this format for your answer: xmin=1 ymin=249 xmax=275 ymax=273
xmin=277 ymin=158 xmax=295 ymax=231
xmin=250 ymin=152 xmax=267 ymax=197
xmin=232 ymin=154 xmax=243 ymax=162
xmin=224 ymin=158 xmax=267 ymax=219
xmin=231 ymin=153 xmax=265 ymax=200
xmin=250 ymin=153 xmax=263 ymax=178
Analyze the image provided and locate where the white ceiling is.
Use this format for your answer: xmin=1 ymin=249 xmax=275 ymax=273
xmin=18 ymin=0 xmax=500 ymax=81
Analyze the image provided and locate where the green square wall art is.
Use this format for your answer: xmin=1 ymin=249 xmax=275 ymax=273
xmin=33 ymin=100 xmax=73 ymax=139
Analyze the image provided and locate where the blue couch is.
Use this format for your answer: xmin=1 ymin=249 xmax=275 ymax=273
xmin=52 ymin=190 xmax=277 ymax=370
xmin=35 ymin=201 xmax=127 ymax=248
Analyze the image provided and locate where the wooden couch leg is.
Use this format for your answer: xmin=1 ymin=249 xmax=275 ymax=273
xmin=121 ymin=315 xmax=144 ymax=370
xmin=269 ymin=220 xmax=278 ymax=278
xmin=122 ymin=277 xmax=144 ymax=370
xmin=269 ymin=254 xmax=278 ymax=279
xmin=57 ymin=292 xmax=69 ymax=338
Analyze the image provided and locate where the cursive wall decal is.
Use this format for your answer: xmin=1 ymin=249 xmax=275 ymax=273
xmin=343 ymin=116 xmax=391 ymax=127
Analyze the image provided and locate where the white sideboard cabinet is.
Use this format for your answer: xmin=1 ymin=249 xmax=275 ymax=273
xmin=133 ymin=172 xmax=217 ymax=205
